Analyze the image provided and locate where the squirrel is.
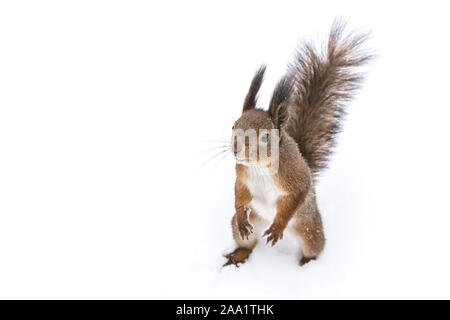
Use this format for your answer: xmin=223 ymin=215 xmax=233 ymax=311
xmin=223 ymin=21 xmax=371 ymax=267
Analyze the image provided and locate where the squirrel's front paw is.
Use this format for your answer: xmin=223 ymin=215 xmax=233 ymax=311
xmin=237 ymin=217 xmax=253 ymax=240
xmin=263 ymin=225 xmax=283 ymax=246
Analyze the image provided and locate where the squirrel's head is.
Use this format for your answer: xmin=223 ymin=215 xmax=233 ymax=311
xmin=231 ymin=65 xmax=293 ymax=166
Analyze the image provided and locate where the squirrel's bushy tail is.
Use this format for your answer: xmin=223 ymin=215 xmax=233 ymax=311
xmin=286 ymin=21 xmax=372 ymax=178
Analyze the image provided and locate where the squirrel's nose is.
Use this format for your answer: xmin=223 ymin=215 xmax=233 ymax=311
xmin=233 ymin=145 xmax=242 ymax=155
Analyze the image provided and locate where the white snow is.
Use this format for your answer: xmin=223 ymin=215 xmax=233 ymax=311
xmin=1 ymin=1 xmax=450 ymax=299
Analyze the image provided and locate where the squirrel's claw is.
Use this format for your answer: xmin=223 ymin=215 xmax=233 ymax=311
xmin=263 ymin=226 xmax=283 ymax=246
xmin=223 ymin=258 xmax=241 ymax=268
xmin=223 ymin=252 xmax=239 ymax=267
xmin=223 ymin=248 xmax=252 ymax=268
xmin=237 ymin=220 xmax=253 ymax=241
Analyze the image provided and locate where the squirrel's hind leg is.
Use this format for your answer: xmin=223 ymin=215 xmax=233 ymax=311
xmin=290 ymin=204 xmax=325 ymax=266
xmin=223 ymin=209 xmax=267 ymax=267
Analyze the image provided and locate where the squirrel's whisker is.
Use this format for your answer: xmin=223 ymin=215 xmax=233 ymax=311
xmin=205 ymin=150 xmax=231 ymax=174
xmin=199 ymin=148 xmax=231 ymax=169
xmin=196 ymin=145 xmax=230 ymax=157
xmin=199 ymin=140 xmax=230 ymax=144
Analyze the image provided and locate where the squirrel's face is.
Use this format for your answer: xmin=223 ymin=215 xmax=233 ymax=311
xmin=231 ymin=65 xmax=293 ymax=167
xmin=231 ymin=109 xmax=278 ymax=166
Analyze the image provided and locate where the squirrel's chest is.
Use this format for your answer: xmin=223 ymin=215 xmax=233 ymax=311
xmin=245 ymin=166 xmax=283 ymax=222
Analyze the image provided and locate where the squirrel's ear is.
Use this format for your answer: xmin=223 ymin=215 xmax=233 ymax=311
xmin=268 ymin=74 xmax=294 ymax=127
xmin=242 ymin=65 xmax=266 ymax=112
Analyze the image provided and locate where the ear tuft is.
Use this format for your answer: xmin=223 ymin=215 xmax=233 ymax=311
xmin=268 ymin=73 xmax=294 ymax=127
xmin=242 ymin=65 xmax=266 ymax=112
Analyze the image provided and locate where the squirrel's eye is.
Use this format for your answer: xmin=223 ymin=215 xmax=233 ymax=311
xmin=261 ymin=133 xmax=269 ymax=143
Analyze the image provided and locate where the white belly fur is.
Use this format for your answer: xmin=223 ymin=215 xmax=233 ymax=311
xmin=245 ymin=165 xmax=283 ymax=222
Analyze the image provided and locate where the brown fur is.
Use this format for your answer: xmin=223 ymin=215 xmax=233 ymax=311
xmin=243 ymin=65 xmax=266 ymax=112
xmin=287 ymin=21 xmax=372 ymax=178
xmin=224 ymin=21 xmax=370 ymax=267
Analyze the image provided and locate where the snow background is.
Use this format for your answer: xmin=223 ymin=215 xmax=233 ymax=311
xmin=1 ymin=0 xmax=450 ymax=299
